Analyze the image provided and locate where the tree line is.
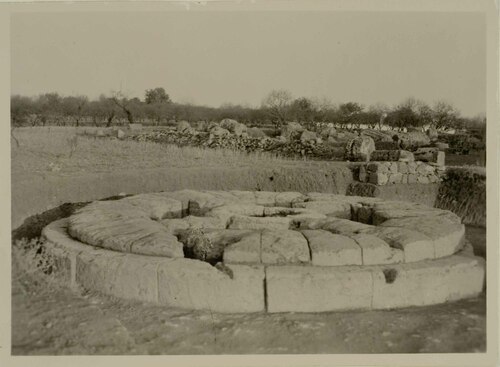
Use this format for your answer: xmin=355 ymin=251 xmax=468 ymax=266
xmin=10 ymin=87 xmax=486 ymax=132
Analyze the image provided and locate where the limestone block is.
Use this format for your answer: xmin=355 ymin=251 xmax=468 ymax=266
xmin=261 ymin=229 xmax=310 ymax=264
xmin=122 ymin=194 xmax=183 ymax=220
xmin=266 ymin=266 xmax=373 ymax=312
xmin=363 ymin=227 xmax=434 ymax=262
xmin=367 ymin=162 xmax=389 ymax=173
xmin=369 ymin=172 xmax=389 ymax=185
xmin=401 ymin=174 xmax=408 ymax=184
xmin=158 ymin=190 xmax=222 ymax=216
xmin=302 ymin=230 xmax=362 ymax=266
xmin=160 ymin=218 xmax=190 ymax=234
xmin=207 ymin=204 xmax=265 ymax=223
xmin=76 ymin=249 xmax=160 ymax=303
xmin=428 ymin=174 xmax=439 ymax=183
xmin=350 ymin=233 xmax=403 ymax=265
xmin=157 ymin=259 xmax=265 ymax=313
xmin=417 ymin=175 xmax=430 ymax=184
xmin=228 ymin=215 xmax=291 ymax=230
xmin=397 ymin=162 xmax=408 ymax=174
xmin=398 ymin=150 xmax=415 ymax=162
xmin=293 ymin=201 xmax=351 ymax=219
xmin=389 ymin=162 xmax=398 ymax=174
xmin=321 ymin=218 xmax=375 ymax=235
xmin=223 ymin=232 xmax=262 ymax=264
xmin=228 ymin=190 xmax=258 ymax=203
xmin=407 ymin=162 xmax=417 ymax=174
xmin=254 ymin=191 xmax=278 ymax=206
xmin=275 ymin=192 xmax=307 ymax=207
xmin=388 ymin=173 xmax=403 ymax=184
xmin=371 ymin=255 xmax=485 ymax=309
xmin=183 ymin=215 xmax=228 ymax=229
xmin=380 ymin=216 xmax=465 ymax=258
xmin=358 ymin=165 xmax=368 ymax=182
xmin=407 ymin=173 xmax=417 ymax=184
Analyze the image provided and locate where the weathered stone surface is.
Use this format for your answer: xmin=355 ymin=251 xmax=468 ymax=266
xmin=345 ymin=136 xmax=376 ymax=162
xmin=417 ymin=175 xmax=430 ymax=184
xmin=358 ymin=165 xmax=368 ymax=182
xmin=371 ymin=255 xmax=485 ymax=309
xmin=207 ymin=204 xmax=265 ymax=223
xmin=266 ymin=266 xmax=373 ymax=312
xmin=228 ymin=215 xmax=290 ymax=230
xmin=159 ymin=190 xmax=226 ymax=216
xmin=275 ymin=191 xmax=306 ymax=207
xmin=253 ymin=191 xmax=277 ymax=206
xmin=299 ymin=130 xmax=317 ymax=143
xmin=247 ymin=127 xmax=266 ymax=138
xmin=369 ymin=172 xmax=388 ymax=185
xmin=68 ymin=203 xmax=184 ymax=257
xmin=302 ymin=230 xmax=362 ymax=266
xmin=76 ymin=249 xmax=160 ymax=303
xmin=366 ymin=162 xmax=390 ymax=173
xmin=399 ymin=150 xmax=415 ymax=162
xmin=407 ymin=173 xmax=417 ymax=184
xmin=434 ymin=142 xmax=449 ymax=151
xmin=363 ymin=227 xmax=434 ymax=262
xmin=321 ymin=218 xmax=375 ymax=235
xmin=380 ymin=216 xmax=465 ymax=258
xmin=220 ymin=118 xmax=247 ymax=136
xmin=350 ymin=233 xmax=403 ymax=265
xmin=407 ymin=162 xmax=417 ymax=174
xmin=293 ymin=200 xmax=351 ymax=219
xmin=157 ymin=259 xmax=265 ymax=313
xmin=280 ymin=121 xmax=303 ymax=140
xmin=397 ymin=162 xmax=408 ymax=174
xmin=387 ymin=173 xmax=403 ymax=184
xmin=223 ymin=232 xmax=262 ymax=264
xmin=182 ymin=215 xmax=227 ymax=229
xmin=388 ymin=162 xmax=398 ymax=174
xmin=122 ymin=194 xmax=183 ymax=220
xmin=261 ymin=230 xmax=310 ymax=264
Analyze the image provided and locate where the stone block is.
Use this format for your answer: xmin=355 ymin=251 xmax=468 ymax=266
xmin=407 ymin=162 xmax=417 ymax=174
xmin=398 ymin=150 xmax=414 ymax=162
xmin=380 ymin=216 xmax=465 ymax=258
xmin=350 ymin=233 xmax=403 ymax=265
xmin=223 ymin=232 xmax=262 ymax=264
xmin=157 ymin=259 xmax=265 ymax=313
xmin=228 ymin=215 xmax=291 ymax=230
xmin=401 ymin=174 xmax=408 ymax=184
xmin=358 ymin=165 xmax=367 ymax=182
xmin=76 ymin=249 xmax=160 ymax=303
xmin=367 ymin=162 xmax=389 ymax=173
xmin=389 ymin=162 xmax=398 ymax=173
xmin=371 ymin=255 xmax=485 ymax=309
xmin=254 ymin=191 xmax=277 ymax=206
xmin=369 ymin=172 xmax=388 ymax=185
xmin=302 ymin=230 xmax=362 ymax=266
xmin=275 ymin=192 xmax=306 ymax=207
xmin=364 ymin=227 xmax=434 ymax=262
xmin=293 ymin=201 xmax=351 ymax=219
xmin=417 ymin=175 xmax=430 ymax=184
xmin=261 ymin=230 xmax=310 ymax=264
xmin=122 ymin=194 xmax=183 ymax=220
xmin=388 ymin=173 xmax=403 ymax=184
xmin=266 ymin=266 xmax=373 ymax=312
xmin=407 ymin=173 xmax=417 ymax=184
xmin=207 ymin=204 xmax=265 ymax=223
xmin=321 ymin=218 xmax=375 ymax=235
xmin=397 ymin=162 xmax=408 ymax=174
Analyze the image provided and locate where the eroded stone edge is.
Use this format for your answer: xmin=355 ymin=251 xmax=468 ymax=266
xmin=43 ymin=218 xmax=485 ymax=313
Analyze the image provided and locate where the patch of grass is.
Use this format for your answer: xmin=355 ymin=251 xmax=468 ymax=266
xmin=11 ymin=127 xmax=291 ymax=176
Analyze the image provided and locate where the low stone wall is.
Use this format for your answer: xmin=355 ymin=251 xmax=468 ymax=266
xmin=358 ymin=161 xmax=444 ymax=186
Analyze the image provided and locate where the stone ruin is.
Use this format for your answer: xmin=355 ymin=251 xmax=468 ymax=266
xmin=42 ymin=190 xmax=485 ymax=313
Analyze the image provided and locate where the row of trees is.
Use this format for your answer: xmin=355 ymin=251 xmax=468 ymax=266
xmin=11 ymin=87 xmax=485 ymax=132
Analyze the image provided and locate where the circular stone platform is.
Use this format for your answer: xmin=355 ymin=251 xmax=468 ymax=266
xmin=42 ymin=190 xmax=485 ymax=313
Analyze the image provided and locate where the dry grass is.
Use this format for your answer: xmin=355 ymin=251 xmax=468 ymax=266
xmin=11 ymin=127 xmax=290 ymax=176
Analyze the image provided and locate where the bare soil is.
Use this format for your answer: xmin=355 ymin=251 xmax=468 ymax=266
xmin=11 ymin=226 xmax=486 ymax=355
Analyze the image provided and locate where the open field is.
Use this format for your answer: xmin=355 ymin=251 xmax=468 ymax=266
xmin=11 ymin=127 xmax=291 ymax=177
xmin=11 ymin=126 xmax=487 ymax=355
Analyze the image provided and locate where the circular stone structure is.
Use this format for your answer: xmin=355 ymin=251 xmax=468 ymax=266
xmin=42 ymin=190 xmax=485 ymax=313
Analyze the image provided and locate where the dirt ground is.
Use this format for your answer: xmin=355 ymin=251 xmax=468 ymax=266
xmin=11 ymin=226 xmax=486 ymax=355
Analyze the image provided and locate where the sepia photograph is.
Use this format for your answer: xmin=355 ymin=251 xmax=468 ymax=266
xmin=2 ymin=0 xmax=498 ymax=366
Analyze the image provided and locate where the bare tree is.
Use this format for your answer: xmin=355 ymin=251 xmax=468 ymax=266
xmin=262 ymin=89 xmax=293 ymax=129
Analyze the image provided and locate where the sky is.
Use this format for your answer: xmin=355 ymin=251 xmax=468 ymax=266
xmin=10 ymin=11 xmax=486 ymax=117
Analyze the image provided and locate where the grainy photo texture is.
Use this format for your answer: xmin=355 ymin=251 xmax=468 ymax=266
xmin=8 ymin=3 xmax=492 ymax=362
